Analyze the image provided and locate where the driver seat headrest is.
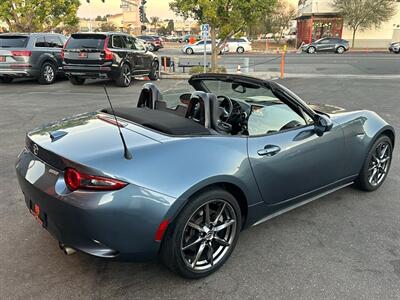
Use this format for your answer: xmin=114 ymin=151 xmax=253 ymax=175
xmin=137 ymin=83 xmax=163 ymax=109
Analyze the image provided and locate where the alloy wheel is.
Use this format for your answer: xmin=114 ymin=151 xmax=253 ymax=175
xmin=368 ymin=141 xmax=391 ymax=187
xmin=43 ymin=65 xmax=55 ymax=83
xmin=123 ymin=66 xmax=131 ymax=86
xmin=180 ymin=199 xmax=237 ymax=271
xmin=337 ymin=47 xmax=345 ymax=54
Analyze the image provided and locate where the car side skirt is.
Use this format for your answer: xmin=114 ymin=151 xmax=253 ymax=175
xmin=252 ymin=180 xmax=354 ymax=227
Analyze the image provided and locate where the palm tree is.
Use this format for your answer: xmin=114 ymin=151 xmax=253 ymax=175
xmin=150 ymin=16 xmax=160 ymax=33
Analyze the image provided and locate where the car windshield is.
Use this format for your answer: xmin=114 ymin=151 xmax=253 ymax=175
xmin=66 ymin=34 xmax=106 ymax=50
xmin=201 ymin=79 xmax=280 ymax=104
xmin=0 ymin=36 xmax=29 ymax=48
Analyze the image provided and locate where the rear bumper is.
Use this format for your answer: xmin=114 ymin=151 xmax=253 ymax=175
xmin=0 ymin=68 xmax=38 ymax=78
xmin=15 ymin=148 xmax=175 ymax=260
xmin=63 ymin=64 xmax=114 ymax=79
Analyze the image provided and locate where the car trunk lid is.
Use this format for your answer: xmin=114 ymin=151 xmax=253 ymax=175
xmin=26 ymin=112 xmax=161 ymax=171
xmin=0 ymin=35 xmax=31 ymax=68
xmin=63 ymin=33 xmax=110 ymax=65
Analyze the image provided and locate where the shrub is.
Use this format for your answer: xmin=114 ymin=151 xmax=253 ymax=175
xmin=189 ymin=65 xmax=227 ymax=74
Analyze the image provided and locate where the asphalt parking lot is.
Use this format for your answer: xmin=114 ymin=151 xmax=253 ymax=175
xmin=0 ymin=76 xmax=399 ymax=299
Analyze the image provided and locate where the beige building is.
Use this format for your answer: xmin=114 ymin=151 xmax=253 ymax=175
xmin=297 ymin=0 xmax=400 ymax=47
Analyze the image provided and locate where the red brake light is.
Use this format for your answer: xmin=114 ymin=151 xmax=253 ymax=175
xmin=11 ymin=50 xmax=32 ymax=57
xmin=97 ymin=114 xmax=126 ymax=127
xmin=103 ymin=37 xmax=113 ymax=61
xmin=64 ymin=168 xmax=127 ymax=191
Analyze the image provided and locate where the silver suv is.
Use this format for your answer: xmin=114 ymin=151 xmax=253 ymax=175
xmin=0 ymin=33 xmax=67 ymax=84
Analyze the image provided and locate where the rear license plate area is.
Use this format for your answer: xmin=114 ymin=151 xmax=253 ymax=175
xmin=29 ymin=200 xmax=47 ymax=228
xmin=0 ymin=56 xmax=5 ymax=62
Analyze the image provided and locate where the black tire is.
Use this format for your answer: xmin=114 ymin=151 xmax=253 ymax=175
xmin=115 ymin=64 xmax=132 ymax=87
xmin=69 ymin=75 xmax=85 ymax=85
xmin=355 ymin=135 xmax=393 ymax=191
xmin=336 ymin=46 xmax=345 ymax=54
xmin=160 ymin=188 xmax=241 ymax=279
xmin=0 ymin=77 xmax=13 ymax=83
xmin=307 ymin=46 xmax=316 ymax=54
xmin=237 ymin=46 xmax=245 ymax=54
xmin=148 ymin=61 xmax=159 ymax=81
xmin=38 ymin=61 xmax=57 ymax=84
xmin=186 ymin=48 xmax=194 ymax=55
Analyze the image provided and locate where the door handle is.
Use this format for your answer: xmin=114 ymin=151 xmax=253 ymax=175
xmin=257 ymin=145 xmax=281 ymax=157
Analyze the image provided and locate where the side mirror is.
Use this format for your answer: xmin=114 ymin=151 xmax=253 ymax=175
xmin=314 ymin=114 xmax=333 ymax=136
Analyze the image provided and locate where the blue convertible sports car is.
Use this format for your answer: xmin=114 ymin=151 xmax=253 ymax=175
xmin=16 ymin=74 xmax=395 ymax=278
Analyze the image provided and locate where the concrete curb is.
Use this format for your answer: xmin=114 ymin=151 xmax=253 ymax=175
xmin=161 ymin=72 xmax=400 ymax=80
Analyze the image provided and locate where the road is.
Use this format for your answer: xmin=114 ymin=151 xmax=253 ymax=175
xmin=0 ymin=75 xmax=399 ymax=299
xmin=158 ymin=48 xmax=400 ymax=75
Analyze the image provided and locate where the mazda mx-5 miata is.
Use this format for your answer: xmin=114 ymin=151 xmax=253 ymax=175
xmin=16 ymin=73 xmax=395 ymax=278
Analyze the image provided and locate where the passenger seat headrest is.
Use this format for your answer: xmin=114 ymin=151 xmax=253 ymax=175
xmin=137 ymin=83 xmax=163 ymax=109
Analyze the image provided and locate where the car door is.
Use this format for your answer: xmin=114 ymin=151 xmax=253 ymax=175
xmin=247 ymin=88 xmax=346 ymax=205
xmin=316 ymin=38 xmax=332 ymax=52
xmin=129 ymin=36 xmax=151 ymax=74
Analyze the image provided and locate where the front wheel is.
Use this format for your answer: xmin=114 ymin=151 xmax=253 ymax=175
xmin=307 ymin=46 xmax=316 ymax=54
xmin=355 ymin=135 xmax=393 ymax=191
xmin=160 ymin=188 xmax=241 ymax=279
xmin=185 ymin=48 xmax=194 ymax=55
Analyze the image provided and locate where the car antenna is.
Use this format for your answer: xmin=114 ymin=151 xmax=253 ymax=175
xmin=103 ymin=85 xmax=132 ymax=160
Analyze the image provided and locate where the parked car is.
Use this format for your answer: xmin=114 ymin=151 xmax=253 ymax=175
xmin=62 ymin=32 xmax=159 ymax=87
xmin=302 ymin=37 xmax=349 ymax=54
xmin=388 ymin=41 xmax=400 ymax=54
xmin=182 ymin=40 xmax=229 ymax=55
xmin=16 ymin=73 xmax=394 ymax=279
xmin=226 ymin=37 xmax=252 ymax=53
xmin=137 ymin=35 xmax=163 ymax=51
xmin=0 ymin=33 xmax=67 ymax=84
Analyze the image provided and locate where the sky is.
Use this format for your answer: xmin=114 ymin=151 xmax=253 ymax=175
xmin=78 ymin=0 xmax=176 ymax=19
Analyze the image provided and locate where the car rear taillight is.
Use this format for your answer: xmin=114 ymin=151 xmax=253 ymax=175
xmin=11 ymin=50 xmax=32 ymax=57
xmin=103 ymin=37 xmax=113 ymax=61
xmin=64 ymin=168 xmax=127 ymax=192
xmin=61 ymin=37 xmax=71 ymax=60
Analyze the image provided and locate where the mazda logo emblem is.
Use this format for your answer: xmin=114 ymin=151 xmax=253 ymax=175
xmin=32 ymin=144 xmax=39 ymax=156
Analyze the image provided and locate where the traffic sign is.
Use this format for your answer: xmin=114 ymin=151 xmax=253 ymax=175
xmin=201 ymin=24 xmax=209 ymax=33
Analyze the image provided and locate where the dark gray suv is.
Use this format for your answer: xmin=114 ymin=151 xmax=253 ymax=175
xmin=0 ymin=33 xmax=67 ymax=84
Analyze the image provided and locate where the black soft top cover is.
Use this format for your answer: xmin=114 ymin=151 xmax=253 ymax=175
xmin=101 ymin=107 xmax=211 ymax=136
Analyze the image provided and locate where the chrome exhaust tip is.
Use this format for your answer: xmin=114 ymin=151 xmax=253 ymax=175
xmin=59 ymin=242 xmax=77 ymax=255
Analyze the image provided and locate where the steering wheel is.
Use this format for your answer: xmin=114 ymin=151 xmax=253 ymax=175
xmin=217 ymin=95 xmax=234 ymax=121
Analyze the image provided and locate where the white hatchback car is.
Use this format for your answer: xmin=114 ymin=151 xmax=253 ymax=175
xmin=182 ymin=40 xmax=229 ymax=55
xmin=226 ymin=37 xmax=252 ymax=53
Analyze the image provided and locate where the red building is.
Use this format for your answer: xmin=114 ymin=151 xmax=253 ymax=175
xmin=297 ymin=0 xmax=343 ymax=44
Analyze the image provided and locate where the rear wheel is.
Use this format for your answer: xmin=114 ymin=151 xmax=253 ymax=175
xmin=69 ymin=75 xmax=85 ymax=85
xmin=355 ymin=135 xmax=393 ymax=191
xmin=237 ymin=46 xmax=245 ymax=54
xmin=148 ymin=61 xmax=159 ymax=80
xmin=161 ymin=188 xmax=241 ymax=279
xmin=0 ymin=76 xmax=13 ymax=83
xmin=115 ymin=64 xmax=132 ymax=87
xmin=336 ymin=46 xmax=345 ymax=54
xmin=38 ymin=62 xmax=57 ymax=84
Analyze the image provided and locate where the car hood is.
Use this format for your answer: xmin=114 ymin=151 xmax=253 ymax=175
xmin=308 ymin=103 xmax=347 ymax=115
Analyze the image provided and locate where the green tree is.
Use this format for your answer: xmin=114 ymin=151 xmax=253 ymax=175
xmin=333 ymin=0 xmax=397 ymax=48
xmin=0 ymin=0 xmax=80 ymax=32
xmin=96 ymin=22 xmax=117 ymax=32
xmin=150 ymin=16 xmax=160 ymax=32
xmin=167 ymin=19 xmax=174 ymax=34
xmin=170 ymin=0 xmax=277 ymax=70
